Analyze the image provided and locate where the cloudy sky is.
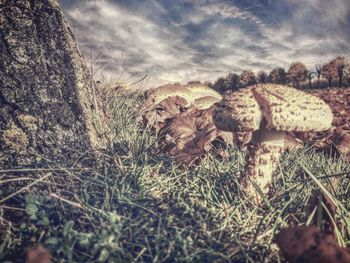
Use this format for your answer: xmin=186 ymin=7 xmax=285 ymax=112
xmin=60 ymin=0 xmax=350 ymax=89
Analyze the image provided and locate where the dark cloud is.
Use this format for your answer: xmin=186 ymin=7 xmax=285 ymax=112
xmin=60 ymin=0 xmax=350 ymax=88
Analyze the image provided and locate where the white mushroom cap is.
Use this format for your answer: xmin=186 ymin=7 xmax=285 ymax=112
xmin=213 ymin=87 xmax=262 ymax=132
xmin=148 ymin=84 xmax=194 ymax=105
xmin=193 ymin=96 xmax=222 ymax=110
xmin=183 ymin=83 xmax=223 ymax=100
xmin=144 ymin=83 xmax=222 ymax=109
xmin=213 ymin=84 xmax=333 ymax=133
xmin=253 ymin=84 xmax=333 ymax=132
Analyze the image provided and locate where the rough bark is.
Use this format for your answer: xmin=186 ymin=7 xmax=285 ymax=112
xmin=0 ymin=0 xmax=105 ymax=168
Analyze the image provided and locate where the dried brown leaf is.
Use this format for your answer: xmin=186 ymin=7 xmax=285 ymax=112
xmin=140 ymin=95 xmax=188 ymax=131
xmin=160 ymin=106 xmax=235 ymax=165
xmin=26 ymin=244 xmax=52 ymax=263
xmin=284 ymin=133 xmax=303 ymax=151
xmin=274 ymin=226 xmax=350 ymax=263
xmin=174 ymin=142 xmax=206 ymax=166
xmin=335 ymin=129 xmax=350 ymax=161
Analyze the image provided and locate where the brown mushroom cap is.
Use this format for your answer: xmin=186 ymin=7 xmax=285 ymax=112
xmin=213 ymin=84 xmax=333 ymax=133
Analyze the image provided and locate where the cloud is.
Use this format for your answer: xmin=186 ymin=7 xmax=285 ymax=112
xmin=61 ymin=0 xmax=350 ymax=88
xmin=259 ymin=0 xmax=350 ymax=66
xmin=66 ymin=1 xmax=193 ymax=86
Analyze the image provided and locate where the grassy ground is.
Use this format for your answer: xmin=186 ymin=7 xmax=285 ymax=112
xmin=1 ymin=91 xmax=350 ymax=262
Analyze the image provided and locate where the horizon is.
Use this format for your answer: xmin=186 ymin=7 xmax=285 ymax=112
xmin=60 ymin=0 xmax=350 ymax=89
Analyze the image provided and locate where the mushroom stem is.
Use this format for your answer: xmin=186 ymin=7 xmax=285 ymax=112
xmin=243 ymin=129 xmax=285 ymax=203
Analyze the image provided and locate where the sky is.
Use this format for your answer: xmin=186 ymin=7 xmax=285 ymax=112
xmin=60 ymin=0 xmax=350 ymax=89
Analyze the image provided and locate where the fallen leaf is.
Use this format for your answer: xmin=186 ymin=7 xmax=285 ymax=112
xmin=274 ymin=226 xmax=350 ymax=263
xmin=159 ymin=107 xmax=234 ymax=165
xmin=284 ymin=133 xmax=303 ymax=151
xmin=140 ymin=95 xmax=188 ymax=131
xmin=335 ymin=129 xmax=350 ymax=161
xmin=26 ymin=244 xmax=52 ymax=263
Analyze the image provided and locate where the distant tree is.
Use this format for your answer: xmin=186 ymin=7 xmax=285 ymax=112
xmin=211 ymin=73 xmax=240 ymax=93
xmin=268 ymin=67 xmax=287 ymax=84
xmin=257 ymin=71 xmax=268 ymax=83
xmin=225 ymin=73 xmax=239 ymax=91
xmin=322 ymin=60 xmax=337 ymax=88
xmin=307 ymin=71 xmax=316 ymax=89
xmin=331 ymin=55 xmax=349 ymax=88
xmin=238 ymin=70 xmax=257 ymax=88
xmin=287 ymin=62 xmax=308 ymax=88
xmin=345 ymin=68 xmax=350 ymax=87
xmin=315 ymin=64 xmax=322 ymax=89
xmin=213 ymin=77 xmax=226 ymax=93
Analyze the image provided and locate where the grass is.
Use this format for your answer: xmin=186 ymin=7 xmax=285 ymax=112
xmin=1 ymin=91 xmax=350 ymax=262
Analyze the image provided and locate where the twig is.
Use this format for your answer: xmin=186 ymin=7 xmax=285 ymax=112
xmin=0 ymin=174 xmax=52 ymax=204
xmin=49 ymin=193 xmax=83 ymax=209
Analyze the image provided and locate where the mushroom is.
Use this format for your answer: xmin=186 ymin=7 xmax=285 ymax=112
xmin=182 ymin=83 xmax=223 ymax=101
xmin=193 ymin=96 xmax=222 ymax=110
xmin=140 ymin=83 xmax=222 ymax=112
xmin=145 ymin=84 xmax=194 ymax=106
xmin=212 ymin=84 xmax=333 ymax=203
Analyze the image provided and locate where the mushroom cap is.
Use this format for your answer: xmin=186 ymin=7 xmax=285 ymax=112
xmin=213 ymin=84 xmax=333 ymax=132
xmin=148 ymin=84 xmax=194 ymax=105
xmin=146 ymin=83 xmax=222 ymax=106
xmin=253 ymin=84 xmax=333 ymax=132
xmin=183 ymin=83 xmax=223 ymax=100
xmin=213 ymin=87 xmax=262 ymax=132
xmin=193 ymin=96 xmax=222 ymax=110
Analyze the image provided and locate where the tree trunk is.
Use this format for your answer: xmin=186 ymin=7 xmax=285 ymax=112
xmin=339 ymin=74 xmax=343 ymax=88
xmin=0 ymin=0 xmax=105 ymax=168
xmin=308 ymin=78 xmax=312 ymax=89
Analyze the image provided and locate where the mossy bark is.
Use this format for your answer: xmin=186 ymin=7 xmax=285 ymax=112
xmin=0 ymin=0 xmax=105 ymax=168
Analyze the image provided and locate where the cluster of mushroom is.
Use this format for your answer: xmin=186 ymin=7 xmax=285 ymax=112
xmin=139 ymin=82 xmax=224 ymax=132
xmin=138 ymin=83 xmax=236 ymax=164
xmin=212 ymin=84 xmax=333 ymax=202
xmin=141 ymin=82 xmax=223 ymax=111
xmin=140 ymin=82 xmax=333 ymax=203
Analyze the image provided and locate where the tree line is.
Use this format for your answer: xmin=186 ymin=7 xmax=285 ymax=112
xmin=200 ymin=55 xmax=350 ymax=93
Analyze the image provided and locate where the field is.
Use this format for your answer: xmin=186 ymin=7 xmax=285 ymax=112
xmin=1 ymin=88 xmax=350 ymax=262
